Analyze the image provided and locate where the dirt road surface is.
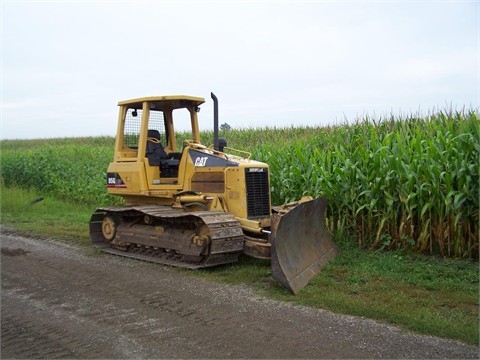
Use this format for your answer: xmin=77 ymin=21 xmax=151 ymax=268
xmin=1 ymin=230 xmax=478 ymax=359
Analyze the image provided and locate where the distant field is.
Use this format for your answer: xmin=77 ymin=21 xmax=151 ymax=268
xmin=1 ymin=109 xmax=478 ymax=258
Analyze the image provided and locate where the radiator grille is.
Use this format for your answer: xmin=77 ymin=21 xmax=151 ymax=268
xmin=245 ymin=168 xmax=270 ymax=219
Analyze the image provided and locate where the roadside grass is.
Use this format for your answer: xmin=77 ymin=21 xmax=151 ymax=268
xmin=194 ymin=245 xmax=479 ymax=345
xmin=1 ymin=185 xmax=477 ymax=345
xmin=0 ymin=186 xmax=92 ymax=245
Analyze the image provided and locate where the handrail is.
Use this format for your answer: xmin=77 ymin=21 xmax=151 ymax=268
xmin=207 ymin=144 xmax=252 ymax=160
xmin=185 ymin=139 xmax=252 ymax=160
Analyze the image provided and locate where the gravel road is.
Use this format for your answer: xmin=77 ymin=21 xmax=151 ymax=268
xmin=1 ymin=230 xmax=478 ymax=359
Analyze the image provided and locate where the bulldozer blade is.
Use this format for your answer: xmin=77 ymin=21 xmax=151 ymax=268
xmin=270 ymin=197 xmax=339 ymax=294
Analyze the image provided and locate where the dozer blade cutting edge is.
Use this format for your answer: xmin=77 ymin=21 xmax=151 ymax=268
xmin=270 ymin=197 xmax=339 ymax=294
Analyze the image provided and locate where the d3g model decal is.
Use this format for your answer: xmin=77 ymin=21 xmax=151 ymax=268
xmin=107 ymin=172 xmax=127 ymax=188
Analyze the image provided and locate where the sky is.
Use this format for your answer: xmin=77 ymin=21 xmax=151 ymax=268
xmin=1 ymin=0 xmax=479 ymax=139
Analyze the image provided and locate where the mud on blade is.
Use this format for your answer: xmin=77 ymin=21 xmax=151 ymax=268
xmin=270 ymin=197 xmax=339 ymax=294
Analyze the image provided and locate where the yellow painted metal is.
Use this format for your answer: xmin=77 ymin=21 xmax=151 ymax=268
xmin=102 ymin=94 xmax=337 ymax=294
xmin=117 ymin=95 xmax=205 ymax=107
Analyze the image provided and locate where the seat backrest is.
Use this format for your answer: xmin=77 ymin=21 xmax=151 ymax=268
xmin=146 ymin=129 xmax=168 ymax=165
xmin=147 ymin=129 xmax=161 ymax=141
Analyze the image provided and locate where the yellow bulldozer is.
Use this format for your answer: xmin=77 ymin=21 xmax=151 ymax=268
xmin=89 ymin=93 xmax=339 ymax=294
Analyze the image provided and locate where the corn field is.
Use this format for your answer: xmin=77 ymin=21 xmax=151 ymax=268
xmin=0 ymin=137 xmax=119 ymax=206
xmin=1 ymin=110 xmax=478 ymax=258
xmin=245 ymin=111 xmax=479 ymax=258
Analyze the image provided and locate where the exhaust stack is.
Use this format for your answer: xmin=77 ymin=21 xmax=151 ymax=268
xmin=211 ymin=92 xmax=219 ymax=151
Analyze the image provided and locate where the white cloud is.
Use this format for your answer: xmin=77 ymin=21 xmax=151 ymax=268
xmin=1 ymin=1 xmax=478 ymax=139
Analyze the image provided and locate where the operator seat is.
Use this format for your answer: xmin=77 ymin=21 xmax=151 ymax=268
xmin=146 ymin=129 xmax=179 ymax=178
xmin=146 ymin=129 xmax=168 ymax=166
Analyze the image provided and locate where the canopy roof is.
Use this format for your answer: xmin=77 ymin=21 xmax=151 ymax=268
xmin=118 ymin=95 xmax=205 ymax=110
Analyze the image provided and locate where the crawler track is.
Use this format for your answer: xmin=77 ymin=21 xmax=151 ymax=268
xmin=89 ymin=206 xmax=245 ymax=268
